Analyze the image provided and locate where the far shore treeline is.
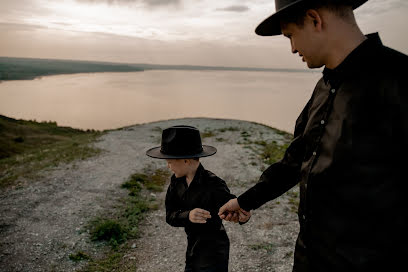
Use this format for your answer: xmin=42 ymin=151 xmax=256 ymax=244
xmin=0 ymin=57 xmax=144 ymax=81
xmin=0 ymin=56 xmax=310 ymax=81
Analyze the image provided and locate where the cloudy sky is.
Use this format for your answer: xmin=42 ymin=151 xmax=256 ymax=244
xmin=1 ymin=0 xmax=407 ymax=68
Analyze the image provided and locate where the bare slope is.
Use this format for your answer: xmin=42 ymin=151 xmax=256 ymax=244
xmin=0 ymin=118 xmax=299 ymax=272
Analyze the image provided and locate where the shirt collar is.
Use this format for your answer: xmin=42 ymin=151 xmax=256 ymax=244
xmin=322 ymin=33 xmax=383 ymax=86
xmin=190 ymin=163 xmax=204 ymax=186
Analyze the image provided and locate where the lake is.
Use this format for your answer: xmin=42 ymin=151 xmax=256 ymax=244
xmin=0 ymin=70 xmax=321 ymax=133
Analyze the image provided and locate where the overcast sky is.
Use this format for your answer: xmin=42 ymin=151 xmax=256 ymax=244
xmin=0 ymin=0 xmax=407 ymax=68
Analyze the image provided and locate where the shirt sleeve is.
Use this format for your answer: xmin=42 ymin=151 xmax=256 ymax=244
xmin=212 ymin=178 xmax=236 ymax=210
xmin=197 ymin=176 xmax=237 ymax=230
xmin=237 ymin=96 xmax=312 ymax=211
xmin=165 ymin=181 xmax=190 ymax=227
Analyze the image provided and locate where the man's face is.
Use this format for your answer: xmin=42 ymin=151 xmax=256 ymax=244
xmin=281 ymin=21 xmax=325 ymax=69
xmin=166 ymin=159 xmax=188 ymax=178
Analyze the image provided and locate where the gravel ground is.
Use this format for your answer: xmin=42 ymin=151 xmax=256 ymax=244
xmin=0 ymin=118 xmax=299 ymax=272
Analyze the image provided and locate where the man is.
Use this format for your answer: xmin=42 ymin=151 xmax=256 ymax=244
xmin=218 ymin=0 xmax=407 ymax=271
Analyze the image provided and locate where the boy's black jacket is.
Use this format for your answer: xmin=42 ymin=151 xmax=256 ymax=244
xmin=165 ymin=163 xmax=235 ymax=267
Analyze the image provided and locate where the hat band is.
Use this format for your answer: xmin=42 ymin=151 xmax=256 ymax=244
xmin=160 ymin=146 xmax=203 ymax=156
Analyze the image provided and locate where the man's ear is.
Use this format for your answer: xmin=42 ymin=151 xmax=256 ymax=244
xmin=305 ymin=9 xmax=323 ymax=31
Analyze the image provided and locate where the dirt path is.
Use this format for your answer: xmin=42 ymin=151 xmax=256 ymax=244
xmin=0 ymin=118 xmax=299 ymax=272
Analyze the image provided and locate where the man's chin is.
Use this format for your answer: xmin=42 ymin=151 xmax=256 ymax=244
xmin=306 ymin=62 xmax=324 ymax=69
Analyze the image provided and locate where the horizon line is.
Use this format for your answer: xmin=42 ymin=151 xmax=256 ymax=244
xmin=0 ymin=55 xmax=314 ymax=73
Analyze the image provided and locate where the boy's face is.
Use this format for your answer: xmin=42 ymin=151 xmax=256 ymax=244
xmin=166 ymin=159 xmax=189 ymax=178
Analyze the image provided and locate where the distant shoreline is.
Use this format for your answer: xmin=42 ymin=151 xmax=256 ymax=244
xmin=0 ymin=56 xmax=313 ymax=81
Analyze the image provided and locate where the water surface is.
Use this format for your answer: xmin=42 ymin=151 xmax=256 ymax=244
xmin=0 ymin=70 xmax=321 ymax=133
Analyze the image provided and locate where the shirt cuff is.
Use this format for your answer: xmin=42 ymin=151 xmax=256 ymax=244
xmin=239 ymin=218 xmax=250 ymax=225
xmin=237 ymin=192 xmax=253 ymax=212
xmin=179 ymin=210 xmax=190 ymax=223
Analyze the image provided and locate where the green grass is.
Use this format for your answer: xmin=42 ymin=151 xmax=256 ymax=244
xmin=201 ymin=126 xmax=243 ymax=139
xmin=201 ymin=130 xmax=216 ymax=138
xmin=249 ymin=242 xmax=276 ymax=254
xmin=0 ymin=115 xmax=102 ymax=188
xmin=69 ymin=251 xmax=91 ymax=262
xmin=81 ymin=167 xmax=170 ymax=271
xmin=284 ymin=251 xmax=293 ymax=259
xmin=0 ymin=115 xmax=98 ymax=159
xmin=286 ymin=190 xmax=300 ymax=214
xmin=260 ymin=141 xmax=290 ymax=165
xmin=122 ymin=168 xmax=168 ymax=193
xmin=90 ymin=219 xmax=128 ymax=246
xmin=217 ymin=127 xmax=239 ymax=132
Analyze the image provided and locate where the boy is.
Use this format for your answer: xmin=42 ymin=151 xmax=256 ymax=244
xmin=146 ymin=125 xmax=250 ymax=272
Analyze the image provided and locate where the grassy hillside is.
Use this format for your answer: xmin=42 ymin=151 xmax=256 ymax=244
xmin=0 ymin=57 xmax=144 ymax=81
xmin=0 ymin=115 xmax=102 ymax=188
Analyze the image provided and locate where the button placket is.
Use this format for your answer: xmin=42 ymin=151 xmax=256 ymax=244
xmin=302 ymin=85 xmax=339 ymax=227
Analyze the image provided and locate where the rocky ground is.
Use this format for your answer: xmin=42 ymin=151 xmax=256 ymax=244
xmin=0 ymin=118 xmax=299 ymax=272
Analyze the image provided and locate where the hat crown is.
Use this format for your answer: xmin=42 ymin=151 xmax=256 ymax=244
xmin=256 ymin=0 xmax=368 ymax=36
xmin=160 ymin=126 xmax=203 ymax=157
xmin=276 ymin=0 xmax=298 ymax=11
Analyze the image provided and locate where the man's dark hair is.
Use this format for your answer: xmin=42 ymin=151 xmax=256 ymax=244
xmin=280 ymin=0 xmax=354 ymax=27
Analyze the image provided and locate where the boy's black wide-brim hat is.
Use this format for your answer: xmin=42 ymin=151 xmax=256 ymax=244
xmin=256 ymin=0 xmax=369 ymax=36
xmin=146 ymin=125 xmax=217 ymax=159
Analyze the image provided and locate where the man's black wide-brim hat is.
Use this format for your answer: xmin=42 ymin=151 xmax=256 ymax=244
xmin=146 ymin=125 xmax=217 ymax=159
xmin=256 ymin=0 xmax=369 ymax=36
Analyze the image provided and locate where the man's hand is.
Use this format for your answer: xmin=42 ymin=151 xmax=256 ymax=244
xmin=238 ymin=208 xmax=251 ymax=223
xmin=189 ymin=208 xmax=211 ymax=223
xmin=218 ymin=198 xmax=241 ymax=222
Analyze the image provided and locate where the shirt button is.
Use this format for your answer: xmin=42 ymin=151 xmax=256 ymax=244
xmin=302 ymin=214 xmax=306 ymax=220
xmin=312 ymin=151 xmax=317 ymax=156
xmin=320 ymin=120 xmax=325 ymax=125
xmin=331 ymin=88 xmax=336 ymax=93
xmin=304 ymin=184 xmax=307 ymax=190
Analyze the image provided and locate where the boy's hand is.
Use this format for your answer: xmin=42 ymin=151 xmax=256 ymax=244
xmin=238 ymin=208 xmax=251 ymax=223
xmin=189 ymin=208 xmax=211 ymax=223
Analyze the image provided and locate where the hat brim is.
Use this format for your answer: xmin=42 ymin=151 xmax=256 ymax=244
xmin=255 ymin=0 xmax=368 ymax=36
xmin=146 ymin=145 xmax=217 ymax=159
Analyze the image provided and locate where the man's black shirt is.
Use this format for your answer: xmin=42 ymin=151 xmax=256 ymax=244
xmin=238 ymin=33 xmax=408 ymax=271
